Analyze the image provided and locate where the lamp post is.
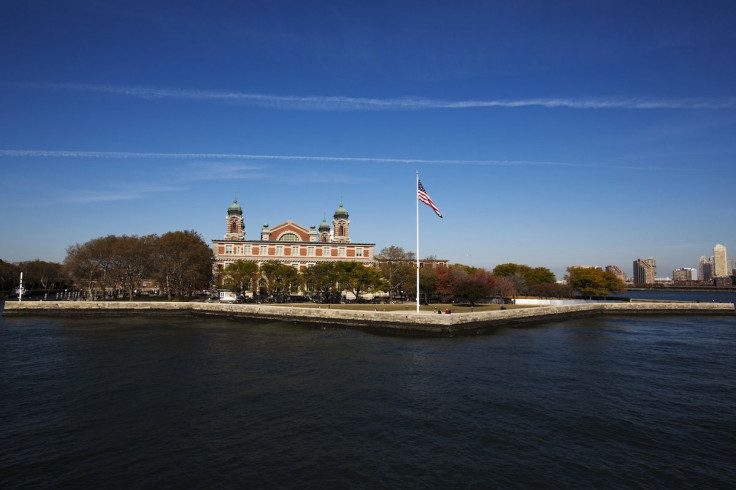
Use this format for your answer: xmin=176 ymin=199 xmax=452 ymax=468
xmin=17 ymin=272 xmax=24 ymax=302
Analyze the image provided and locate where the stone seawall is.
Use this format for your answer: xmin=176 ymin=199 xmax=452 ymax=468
xmin=3 ymin=301 xmax=733 ymax=336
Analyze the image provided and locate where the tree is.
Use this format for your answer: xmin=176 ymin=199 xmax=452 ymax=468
xmin=302 ymin=262 xmax=340 ymax=302
xmin=154 ymin=231 xmax=213 ymax=300
xmin=0 ymin=260 xmax=20 ymax=294
xmin=418 ymin=266 xmax=437 ymax=304
xmin=260 ymin=261 xmax=300 ymax=298
xmin=109 ymin=235 xmax=156 ymax=300
xmin=64 ymin=236 xmax=114 ymax=299
xmin=15 ymin=260 xmax=66 ymax=292
xmin=453 ymin=268 xmax=494 ymax=306
xmin=436 ymin=265 xmax=467 ymax=298
xmin=336 ymin=262 xmax=385 ymax=302
xmin=566 ymin=267 xmax=626 ymax=297
xmin=493 ymin=263 xmax=556 ymax=285
xmin=492 ymin=276 xmax=517 ymax=299
xmin=375 ymin=246 xmax=416 ymax=299
xmin=223 ymin=260 xmax=259 ymax=292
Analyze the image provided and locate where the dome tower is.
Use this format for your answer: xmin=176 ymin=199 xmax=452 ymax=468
xmin=224 ymin=197 xmax=245 ymax=240
xmin=331 ymin=200 xmax=350 ymax=243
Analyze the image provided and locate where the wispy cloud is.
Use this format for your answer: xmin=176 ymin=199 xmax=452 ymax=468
xmin=0 ymin=148 xmax=647 ymax=169
xmin=62 ymin=183 xmax=185 ymax=203
xmin=176 ymin=162 xmax=265 ymax=182
xmin=24 ymin=82 xmax=736 ymax=111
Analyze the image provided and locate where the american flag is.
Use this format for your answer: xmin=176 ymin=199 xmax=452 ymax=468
xmin=418 ymin=179 xmax=443 ymax=218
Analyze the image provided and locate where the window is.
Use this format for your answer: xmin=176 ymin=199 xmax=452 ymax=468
xmin=225 ymin=244 xmax=233 ymax=254
xmin=243 ymin=245 xmax=251 ymax=255
xmin=339 ymin=247 xmax=346 ymax=257
xmin=276 ymin=245 xmax=284 ymax=255
xmin=278 ymin=233 xmax=300 ymax=242
xmin=308 ymin=246 xmax=315 ymax=256
xmin=292 ymin=245 xmax=299 ymax=255
xmin=356 ymin=247 xmax=363 ymax=257
xmin=260 ymin=245 xmax=267 ymax=255
xmin=322 ymin=246 xmax=329 ymax=257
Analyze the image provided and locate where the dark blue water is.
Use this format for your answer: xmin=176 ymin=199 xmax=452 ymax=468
xmin=1 ymin=314 xmax=735 ymax=489
xmin=627 ymin=289 xmax=736 ymax=304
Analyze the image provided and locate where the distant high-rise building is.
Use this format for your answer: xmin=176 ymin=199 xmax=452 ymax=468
xmin=728 ymin=258 xmax=735 ymax=276
xmin=633 ymin=258 xmax=656 ymax=285
xmin=605 ymin=265 xmax=626 ymax=282
xmin=713 ymin=244 xmax=728 ymax=277
xmin=673 ymin=267 xmax=697 ymax=282
xmin=698 ymin=255 xmax=713 ymax=282
xmin=646 ymin=257 xmax=657 ymax=278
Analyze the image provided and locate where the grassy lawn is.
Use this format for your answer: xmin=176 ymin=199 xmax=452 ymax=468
xmin=267 ymin=302 xmax=536 ymax=313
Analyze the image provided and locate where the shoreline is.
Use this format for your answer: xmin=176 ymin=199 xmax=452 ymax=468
xmin=3 ymin=300 xmax=734 ymax=336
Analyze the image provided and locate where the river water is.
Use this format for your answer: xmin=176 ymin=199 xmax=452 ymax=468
xmin=1 ymin=311 xmax=734 ymax=488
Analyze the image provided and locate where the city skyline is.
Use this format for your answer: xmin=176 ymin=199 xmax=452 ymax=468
xmin=1 ymin=1 xmax=735 ymax=279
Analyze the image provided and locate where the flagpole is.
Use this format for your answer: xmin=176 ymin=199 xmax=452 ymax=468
xmin=416 ymin=170 xmax=420 ymax=313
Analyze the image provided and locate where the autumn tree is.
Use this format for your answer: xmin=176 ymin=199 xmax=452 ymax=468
xmin=375 ymin=246 xmax=415 ymax=299
xmin=108 ymin=235 xmax=156 ymax=300
xmin=15 ymin=260 xmax=66 ymax=292
xmin=0 ymin=260 xmax=21 ymax=294
xmin=453 ymin=268 xmax=495 ymax=306
xmin=566 ymin=267 xmax=626 ymax=297
xmin=64 ymin=236 xmax=114 ymax=299
xmin=154 ymin=231 xmax=213 ymax=300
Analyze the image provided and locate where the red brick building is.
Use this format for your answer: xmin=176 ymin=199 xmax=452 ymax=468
xmin=212 ymin=198 xmax=376 ymax=275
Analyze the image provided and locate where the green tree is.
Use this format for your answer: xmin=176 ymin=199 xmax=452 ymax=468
xmin=525 ymin=267 xmax=556 ymax=284
xmin=494 ymin=263 xmax=556 ymax=285
xmin=260 ymin=261 xmax=301 ymax=298
xmin=418 ymin=266 xmax=438 ymax=304
xmin=336 ymin=262 xmax=385 ymax=301
xmin=223 ymin=260 xmax=259 ymax=292
xmin=302 ymin=262 xmax=340 ymax=302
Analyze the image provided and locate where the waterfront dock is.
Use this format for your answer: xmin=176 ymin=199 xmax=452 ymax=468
xmin=3 ymin=300 xmax=734 ymax=336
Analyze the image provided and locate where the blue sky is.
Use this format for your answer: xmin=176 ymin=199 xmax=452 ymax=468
xmin=1 ymin=0 xmax=735 ymax=279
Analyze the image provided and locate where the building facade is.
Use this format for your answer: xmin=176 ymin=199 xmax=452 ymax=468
xmin=212 ymin=198 xmax=376 ymax=276
xmin=632 ymin=258 xmax=656 ymax=285
xmin=713 ymin=243 xmax=728 ymax=277
xmin=605 ymin=265 xmax=626 ymax=282
xmin=673 ymin=267 xmax=697 ymax=283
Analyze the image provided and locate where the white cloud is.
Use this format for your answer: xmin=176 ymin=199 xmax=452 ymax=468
xmin=25 ymin=82 xmax=736 ymax=111
xmin=0 ymin=149 xmax=630 ymax=169
xmin=62 ymin=183 xmax=185 ymax=203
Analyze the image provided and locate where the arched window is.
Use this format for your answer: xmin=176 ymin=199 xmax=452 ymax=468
xmin=278 ymin=233 xmax=299 ymax=242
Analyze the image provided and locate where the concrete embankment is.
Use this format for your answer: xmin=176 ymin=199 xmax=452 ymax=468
xmin=3 ymin=301 xmax=734 ymax=336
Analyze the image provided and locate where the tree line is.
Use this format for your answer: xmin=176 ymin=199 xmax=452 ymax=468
xmin=2 ymin=238 xmax=625 ymax=303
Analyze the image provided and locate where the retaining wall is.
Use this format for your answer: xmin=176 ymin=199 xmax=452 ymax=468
xmin=3 ymin=301 xmax=733 ymax=337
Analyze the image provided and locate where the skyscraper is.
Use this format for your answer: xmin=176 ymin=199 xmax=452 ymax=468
xmin=699 ymin=255 xmax=713 ymax=282
xmin=633 ymin=258 xmax=655 ymax=285
xmin=713 ymin=244 xmax=728 ymax=277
